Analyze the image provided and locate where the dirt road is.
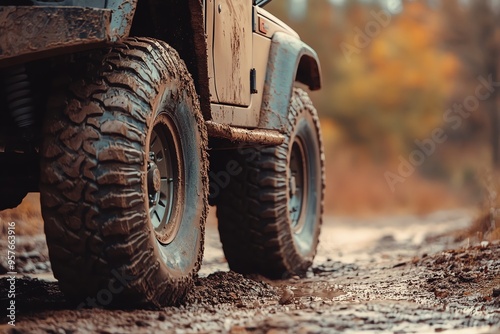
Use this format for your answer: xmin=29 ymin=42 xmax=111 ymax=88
xmin=1 ymin=210 xmax=499 ymax=333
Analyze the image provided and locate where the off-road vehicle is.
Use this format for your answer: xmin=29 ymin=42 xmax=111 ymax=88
xmin=0 ymin=0 xmax=324 ymax=307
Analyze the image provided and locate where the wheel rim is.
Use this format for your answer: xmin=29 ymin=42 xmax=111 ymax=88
xmin=288 ymin=135 xmax=308 ymax=233
xmin=147 ymin=114 xmax=183 ymax=245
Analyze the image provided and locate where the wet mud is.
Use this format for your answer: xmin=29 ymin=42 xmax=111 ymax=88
xmin=1 ymin=211 xmax=499 ymax=333
xmin=417 ymin=243 xmax=500 ymax=310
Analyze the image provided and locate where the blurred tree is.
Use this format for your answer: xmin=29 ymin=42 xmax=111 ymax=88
xmin=268 ymin=0 xmax=459 ymax=159
xmin=439 ymin=0 xmax=500 ymax=168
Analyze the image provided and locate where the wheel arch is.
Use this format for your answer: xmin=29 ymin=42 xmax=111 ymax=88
xmin=297 ymin=54 xmax=322 ymax=92
xmin=129 ymin=0 xmax=211 ymax=120
xmin=258 ymin=32 xmax=322 ymax=130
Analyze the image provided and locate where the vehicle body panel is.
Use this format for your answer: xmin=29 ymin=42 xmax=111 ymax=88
xmin=210 ymin=32 xmax=270 ymax=127
xmin=209 ymin=4 xmax=321 ymax=130
xmin=0 ymin=0 xmax=321 ymax=133
xmin=0 ymin=0 xmax=137 ymax=67
xmin=212 ymin=0 xmax=252 ymax=106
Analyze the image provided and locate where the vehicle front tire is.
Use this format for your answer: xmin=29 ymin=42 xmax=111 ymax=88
xmin=40 ymin=37 xmax=208 ymax=307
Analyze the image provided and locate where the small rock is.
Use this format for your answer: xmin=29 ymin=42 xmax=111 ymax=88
xmin=434 ymin=289 xmax=449 ymax=299
xmin=379 ymin=234 xmax=396 ymax=243
xmin=393 ymin=262 xmax=406 ymax=268
xmin=458 ymin=272 xmax=476 ymax=283
xmin=135 ymin=320 xmax=148 ymax=327
xmin=19 ymin=251 xmax=39 ymax=260
xmin=21 ymin=262 xmax=36 ymax=273
xmin=35 ymin=262 xmax=48 ymax=271
xmin=492 ymin=288 xmax=500 ymax=297
xmin=24 ymin=243 xmax=35 ymax=252
xmin=279 ymin=287 xmax=294 ymax=305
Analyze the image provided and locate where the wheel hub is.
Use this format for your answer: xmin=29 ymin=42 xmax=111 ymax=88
xmin=147 ymin=117 xmax=182 ymax=245
xmin=148 ymin=164 xmax=161 ymax=195
xmin=288 ymin=136 xmax=308 ymax=233
xmin=289 ymin=175 xmax=297 ymax=196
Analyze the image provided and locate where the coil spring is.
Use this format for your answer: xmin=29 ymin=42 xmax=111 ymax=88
xmin=3 ymin=65 xmax=35 ymax=129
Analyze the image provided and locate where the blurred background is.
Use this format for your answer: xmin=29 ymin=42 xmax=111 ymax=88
xmin=267 ymin=0 xmax=500 ymax=228
xmin=1 ymin=0 xmax=499 ymax=240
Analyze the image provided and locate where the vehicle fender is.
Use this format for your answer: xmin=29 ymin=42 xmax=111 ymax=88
xmin=258 ymin=31 xmax=321 ymax=130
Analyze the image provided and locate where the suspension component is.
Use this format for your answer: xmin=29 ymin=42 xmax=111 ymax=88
xmin=2 ymin=65 xmax=35 ymax=141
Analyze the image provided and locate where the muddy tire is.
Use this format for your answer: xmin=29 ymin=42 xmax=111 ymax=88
xmin=40 ymin=37 xmax=208 ymax=307
xmin=216 ymin=88 xmax=324 ymax=278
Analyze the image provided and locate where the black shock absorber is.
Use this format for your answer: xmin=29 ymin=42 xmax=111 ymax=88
xmin=3 ymin=65 xmax=35 ymax=141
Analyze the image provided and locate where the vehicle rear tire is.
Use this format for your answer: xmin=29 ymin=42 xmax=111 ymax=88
xmin=40 ymin=37 xmax=208 ymax=307
xmin=216 ymin=88 xmax=325 ymax=278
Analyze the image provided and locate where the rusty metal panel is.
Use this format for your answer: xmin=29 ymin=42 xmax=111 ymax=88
xmin=206 ymin=120 xmax=284 ymax=145
xmin=0 ymin=6 xmax=113 ymax=65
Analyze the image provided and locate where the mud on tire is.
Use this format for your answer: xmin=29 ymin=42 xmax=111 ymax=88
xmin=40 ymin=37 xmax=208 ymax=307
xmin=216 ymin=88 xmax=325 ymax=278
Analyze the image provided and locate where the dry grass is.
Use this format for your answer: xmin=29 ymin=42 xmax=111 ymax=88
xmin=0 ymin=193 xmax=43 ymax=236
xmin=467 ymin=213 xmax=500 ymax=241
xmin=463 ymin=170 xmax=500 ymax=241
